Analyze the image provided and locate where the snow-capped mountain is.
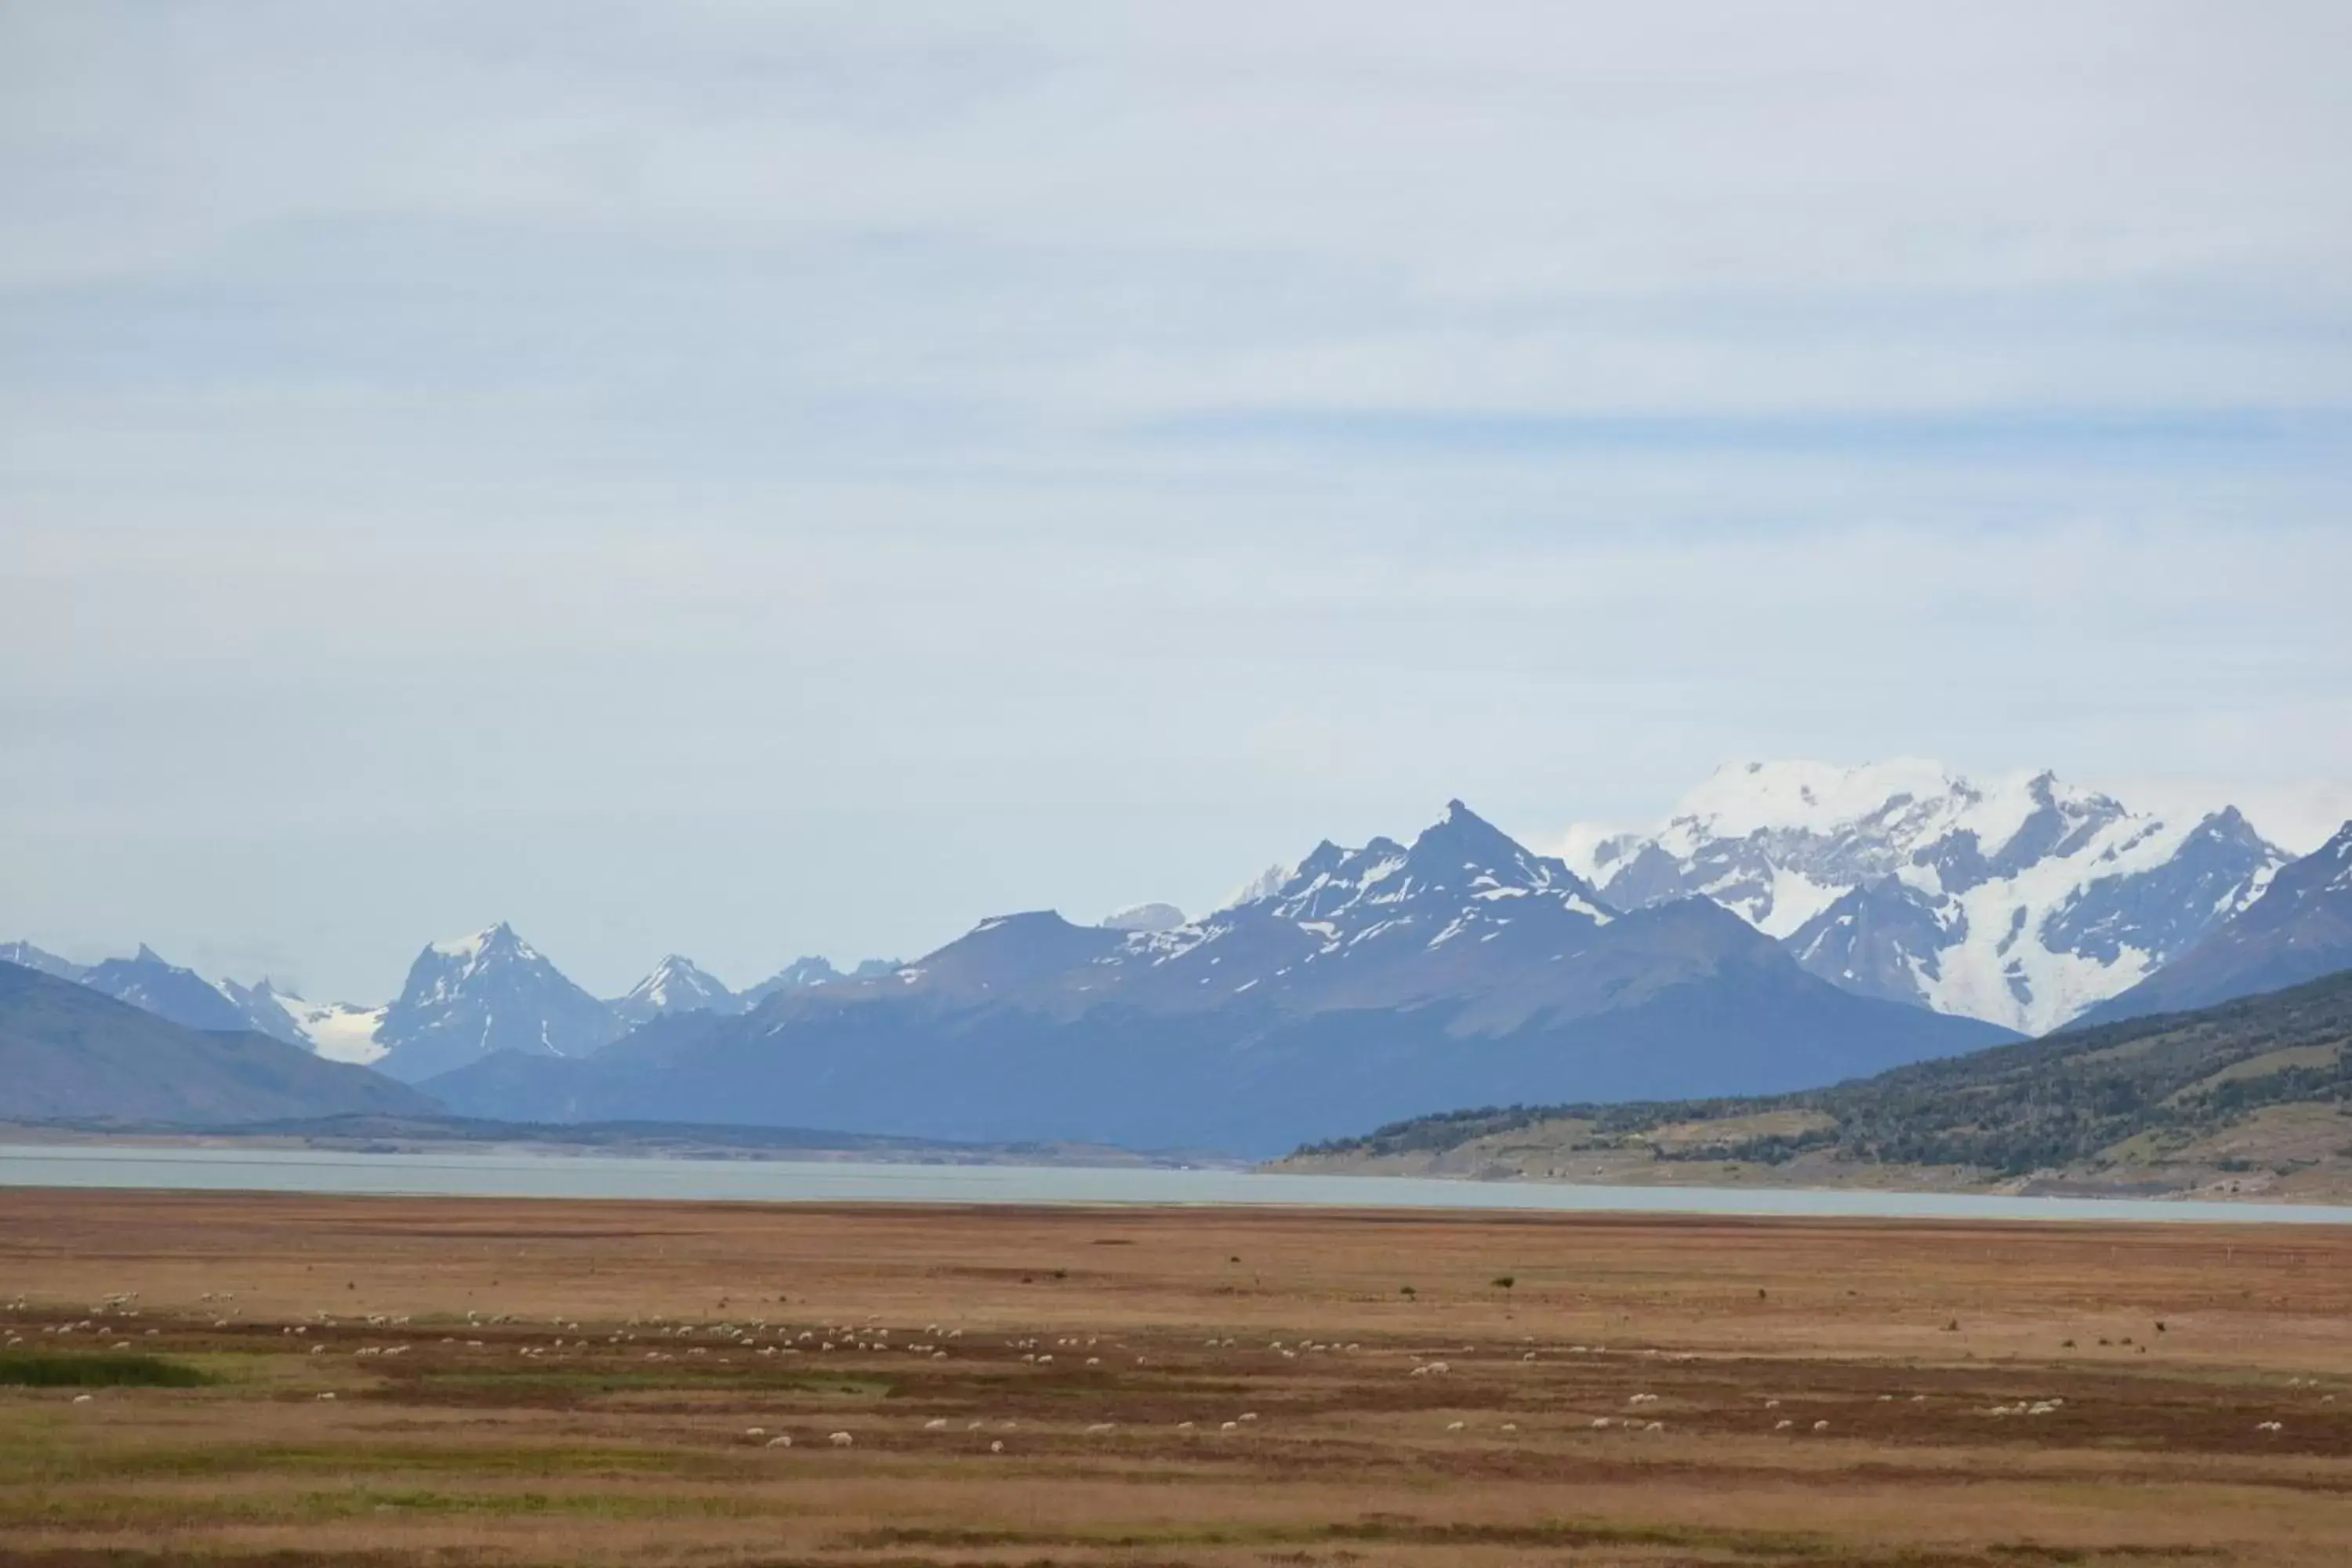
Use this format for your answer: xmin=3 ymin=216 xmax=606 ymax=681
xmin=1564 ymin=760 xmax=2288 ymax=1034
xmin=610 ymin=955 xmax=742 ymax=1025
xmin=1075 ymin=800 xmax=1628 ymax=1022
xmin=77 ymin=946 xmax=254 ymax=1034
xmin=740 ymin=955 xmax=902 ymax=1006
xmin=2078 ymin=820 xmax=2352 ymax=1025
xmin=371 ymin=923 xmax=622 ymax=1083
xmin=426 ymin=800 xmax=2010 ymax=1154
xmin=217 ymin=978 xmax=390 ymax=1065
xmin=3 ymin=941 xmax=390 ymax=1063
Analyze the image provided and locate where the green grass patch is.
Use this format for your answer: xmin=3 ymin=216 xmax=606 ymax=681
xmin=0 ymin=1351 xmax=212 ymax=1388
xmin=0 ymin=1485 xmax=775 ymax=1531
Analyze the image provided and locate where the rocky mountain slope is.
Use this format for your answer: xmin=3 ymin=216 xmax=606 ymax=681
xmin=422 ymin=802 xmax=2012 ymax=1155
xmin=1564 ymin=759 xmax=2286 ymax=1034
xmin=74 ymin=946 xmax=256 ymax=1034
xmin=2078 ymin=822 xmax=2352 ymax=1026
xmin=1283 ymin=967 xmax=2352 ymax=1202
xmin=0 ymin=961 xmax=437 ymax=1125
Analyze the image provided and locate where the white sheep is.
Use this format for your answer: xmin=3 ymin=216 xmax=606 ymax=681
xmin=828 ymin=1431 xmax=854 ymax=1447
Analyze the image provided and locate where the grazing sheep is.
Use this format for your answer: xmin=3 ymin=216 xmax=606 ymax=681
xmin=1812 ymin=1419 xmax=1828 ymax=1432
xmin=1775 ymin=1420 xmax=1794 ymax=1430
xmin=924 ymin=1417 xmax=949 ymax=1430
xmin=1444 ymin=1420 xmax=1465 ymax=1431
xmin=989 ymin=1439 xmax=1004 ymax=1453
xmin=828 ymin=1431 xmax=854 ymax=1447
xmin=766 ymin=1435 xmax=792 ymax=1448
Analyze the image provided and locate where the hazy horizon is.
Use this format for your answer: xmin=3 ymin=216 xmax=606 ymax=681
xmin=6 ymin=4 xmax=2349 ymax=1000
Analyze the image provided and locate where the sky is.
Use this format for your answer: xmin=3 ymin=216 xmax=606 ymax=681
xmin=3 ymin=2 xmax=2349 ymax=1002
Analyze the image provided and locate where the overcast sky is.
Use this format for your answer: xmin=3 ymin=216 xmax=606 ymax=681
xmin=5 ymin=2 xmax=2349 ymax=1001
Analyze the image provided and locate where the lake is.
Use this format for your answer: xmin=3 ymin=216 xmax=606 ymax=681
xmin=5 ymin=1143 xmax=2351 ymax=1225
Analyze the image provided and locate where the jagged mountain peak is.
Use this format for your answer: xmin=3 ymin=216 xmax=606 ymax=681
xmin=2077 ymin=820 xmax=2352 ymax=1025
xmin=77 ymin=945 xmax=252 ymax=1034
xmin=372 ymin=924 xmax=619 ymax=1082
xmin=427 ymin=922 xmax=532 ymax=966
xmin=613 ymin=953 xmax=740 ymax=1024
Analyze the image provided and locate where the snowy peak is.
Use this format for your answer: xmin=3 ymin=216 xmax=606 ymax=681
xmin=1101 ymin=903 xmax=1186 ymax=933
xmin=1242 ymin=802 xmax=1610 ymax=935
xmin=613 ymin=955 xmax=741 ymax=1023
xmin=2077 ymin=819 xmax=2352 ymax=1025
xmin=1044 ymin=799 xmax=1622 ymax=1019
xmin=1568 ymin=760 xmax=2289 ymax=1034
xmin=372 ymin=924 xmax=621 ymax=1083
xmin=426 ymin=921 xmax=533 ymax=972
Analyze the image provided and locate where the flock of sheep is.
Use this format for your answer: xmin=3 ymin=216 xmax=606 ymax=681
xmin=9 ymin=1293 xmax=2331 ymax=1444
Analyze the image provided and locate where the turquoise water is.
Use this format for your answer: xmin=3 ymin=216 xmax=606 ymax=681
xmin=5 ymin=1143 xmax=2350 ymax=1225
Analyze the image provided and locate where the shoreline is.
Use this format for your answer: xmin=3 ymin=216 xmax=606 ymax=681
xmin=9 ymin=1140 xmax=2352 ymax=1226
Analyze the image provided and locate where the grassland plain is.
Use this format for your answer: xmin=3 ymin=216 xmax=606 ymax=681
xmin=2 ymin=1190 xmax=2350 ymax=1566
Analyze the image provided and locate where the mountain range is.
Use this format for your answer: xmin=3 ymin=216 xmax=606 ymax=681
xmin=0 ymin=933 xmax=898 ymax=1083
xmin=0 ymin=961 xmax=434 ymax=1125
xmin=1563 ymin=760 xmax=2288 ymax=1035
xmin=416 ymin=800 xmax=2014 ymax=1154
xmin=6 ymin=760 xmax=2347 ymax=1157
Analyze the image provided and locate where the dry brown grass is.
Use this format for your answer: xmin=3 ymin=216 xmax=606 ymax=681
xmin=2 ymin=1189 xmax=2349 ymax=1566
